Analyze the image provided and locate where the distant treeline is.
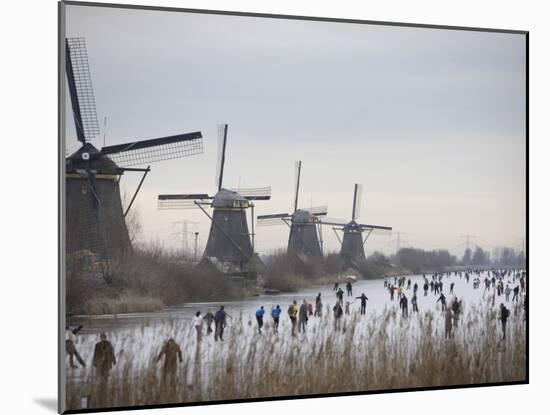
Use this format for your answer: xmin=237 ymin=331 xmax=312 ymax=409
xmin=365 ymin=245 xmax=526 ymax=275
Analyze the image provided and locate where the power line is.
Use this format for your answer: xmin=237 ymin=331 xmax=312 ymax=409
xmin=459 ymin=234 xmax=477 ymax=251
xmin=389 ymin=231 xmax=409 ymax=252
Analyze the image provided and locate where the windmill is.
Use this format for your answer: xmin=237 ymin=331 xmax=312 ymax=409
xmin=257 ymin=161 xmax=328 ymax=260
xmin=64 ymin=37 xmax=203 ymax=260
xmin=322 ymin=184 xmax=392 ymax=268
xmin=158 ymin=124 xmax=271 ymax=269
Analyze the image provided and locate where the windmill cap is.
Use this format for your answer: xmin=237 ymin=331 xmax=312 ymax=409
xmin=212 ymin=188 xmax=248 ymax=208
xmin=343 ymin=220 xmax=361 ymax=232
xmin=292 ymin=209 xmax=315 ymax=223
xmin=66 ymin=142 xmax=120 ymax=171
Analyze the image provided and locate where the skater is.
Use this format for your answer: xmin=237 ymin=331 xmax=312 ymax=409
xmin=407 ymin=279 xmax=411 ymax=290
xmin=156 ymin=338 xmax=182 ymax=387
xmin=333 ymin=282 xmax=339 ymax=291
xmin=65 ymin=325 xmax=86 ymax=369
xmin=92 ymin=333 xmax=116 ymax=378
xmin=400 ymin=294 xmax=408 ymax=317
xmin=271 ymin=305 xmax=281 ymax=332
xmin=499 ymin=303 xmax=510 ymax=340
xmin=337 ymin=288 xmax=344 ymax=305
xmin=451 ymin=297 xmax=461 ymax=326
xmin=345 ymin=301 xmax=350 ymax=315
xmin=298 ymin=300 xmax=309 ymax=332
xmin=214 ymin=306 xmax=227 ymax=341
xmin=389 ymin=285 xmax=395 ymax=301
xmin=437 ymin=293 xmax=447 ymax=311
xmin=256 ymin=306 xmax=265 ymax=334
xmin=444 ymin=308 xmax=453 ymax=339
xmin=413 ymin=282 xmax=418 ymax=293
xmin=288 ymin=300 xmax=298 ymax=336
xmin=356 ymin=293 xmax=369 ymax=315
xmin=505 ymin=284 xmax=512 ymax=302
xmin=512 ymin=285 xmax=520 ymax=302
xmin=346 ymin=280 xmax=353 ymax=297
xmin=450 ymin=282 xmax=454 ymax=294
xmin=192 ymin=311 xmax=203 ymax=342
xmin=423 ymin=282 xmax=429 ymax=296
xmin=314 ymin=294 xmax=323 ymax=317
xmin=333 ymin=302 xmax=343 ymax=331
xmin=203 ymin=310 xmax=214 ymax=335
xmin=308 ymin=302 xmax=314 ymax=317
xmin=411 ymin=294 xmax=418 ymax=312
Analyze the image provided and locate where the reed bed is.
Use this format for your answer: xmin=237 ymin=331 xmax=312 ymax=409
xmin=65 ymin=297 xmax=526 ymax=410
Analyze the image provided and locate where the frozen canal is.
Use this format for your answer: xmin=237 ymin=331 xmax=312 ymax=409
xmin=68 ymin=271 xmax=525 ymax=336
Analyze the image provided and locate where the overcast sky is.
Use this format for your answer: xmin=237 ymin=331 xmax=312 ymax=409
xmin=64 ymin=4 xmax=526 ymax=257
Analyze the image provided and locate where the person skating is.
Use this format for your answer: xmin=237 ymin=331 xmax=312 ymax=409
xmin=450 ymin=282 xmax=455 ymax=294
xmin=214 ymin=306 xmax=227 ymax=341
xmin=346 ymin=281 xmax=353 ymax=297
xmin=423 ymin=282 xmax=429 ymax=296
xmin=512 ymin=285 xmax=520 ymax=302
xmin=156 ymin=338 xmax=182 ymax=387
xmin=298 ymin=300 xmax=308 ymax=333
xmin=336 ymin=288 xmax=344 ymax=305
xmin=444 ymin=308 xmax=453 ymax=339
xmin=66 ymin=325 xmax=86 ymax=369
xmin=203 ymin=311 xmax=214 ymax=335
xmin=192 ymin=311 xmax=203 ymax=342
xmin=271 ymin=305 xmax=281 ymax=332
xmin=389 ymin=285 xmax=395 ymax=301
xmin=256 ymin=306 xmax=265 ymax=334
xmin=355 ymin=293 xmax=369 ymax=315
xmin=437 ymin=293 xmax=447 ymax=311
xmin=288 ymin=300 xmax=298 ymax=336
xmin=314 ymin=294 xmax=323 ymax=317
xmin=333 ymin=302 xmax=343 ymax=331
xmin=400 ymin=294 xmax=408 ymax=317
xmin=499 ymin=303 xmax=510 ymax=340
xmin=92 ymin=333 xmax=116 ymax=378
xmin=411 ymin=294 xmax=418 ymax=312
xmin=504 ymin=284 xmax=512 ymax=302
xmin=407 ymin=279 xmax=411 ymax=290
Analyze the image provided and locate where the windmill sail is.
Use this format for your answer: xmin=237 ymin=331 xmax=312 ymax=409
xmin=228 ymin=186 xmax=272 ymax=200
xmin=65 ymin=37 xmax=100 ymax=143
xmin=293 ymin=160 xmax=302 ymax=212
xmin=352 ymin=183 xmax=363 ymax=221
xmin=101 ymin=132 xmax=203 ymax=167
xmin=215 ymin=124 xmax=228 ymax=190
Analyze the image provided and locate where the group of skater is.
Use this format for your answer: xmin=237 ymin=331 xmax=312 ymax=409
xmin=67 ymin=268 xmax=526 ymax=383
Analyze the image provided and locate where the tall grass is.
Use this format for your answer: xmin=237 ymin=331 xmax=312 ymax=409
xmin=65 ymin=298 xmax=526 ymax=410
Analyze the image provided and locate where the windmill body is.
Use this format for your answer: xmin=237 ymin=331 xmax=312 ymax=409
xmin=66 ymin=143 xmax=130 ymax=258
xmin=64 ymin=37 xmax=203 ymax=261
xmin=204 ymin=189 xmax=253 ymax=263
xmin=340 ymin=220 xmax=366 ymax=263
xmin=288 ymin=209 xmax=323 ymax=259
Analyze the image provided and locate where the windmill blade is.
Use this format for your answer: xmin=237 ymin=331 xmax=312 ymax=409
xmin=257 ymin=213 xmax=289 ymax=227
xmin=303 ymin=205 xmax=328 ymax=216
xmin=99 ymin=132 xmax=203 ymax=167
xmin=215 ymin=124 xmax=228 ymax=191
xmin=228 ymin=186 xmax=272 ymax=200
xmin=318 ymin=220 xmax=347 ymax=227
xmin=352 ymin=183 xmax=363 ymax=221
xmin=321 ymin=217 xmax=348 ymax=226
xmin=256 ymin=217 xmax=287 ymax=226
xmin=359 ymin=223 xmax=393 ymax=231
xmin=65 ymin=37 xmax=100 ymax=143
xmin=157 ymin=194 xmax=212 ymax=209
xmin=293 ymin=161 xmax=302 ymax=212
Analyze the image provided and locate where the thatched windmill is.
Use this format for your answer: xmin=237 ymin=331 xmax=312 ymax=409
xmin=64 ymin=37 xmax=203 ymax=260
xmin=158 ymin=124 xmax=271 ymax=269
xmin=257 ymin=161 xmax=328 ymax=260
xmin=322 ymin=184 xmax=392 ymax=268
